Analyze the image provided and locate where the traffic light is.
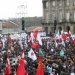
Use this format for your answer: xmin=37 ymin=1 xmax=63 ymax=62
xmin=22 ymin=17 xmax=25 ymax=30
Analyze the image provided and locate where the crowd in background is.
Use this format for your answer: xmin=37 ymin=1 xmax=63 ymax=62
xmin=0 ymin=33 xmax=75 ymax=75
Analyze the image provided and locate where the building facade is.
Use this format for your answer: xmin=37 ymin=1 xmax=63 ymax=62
xmin=42 ymin=0 xmax=75 ymax=35
xmin=0 ymin=20 xmax=2 ymax=34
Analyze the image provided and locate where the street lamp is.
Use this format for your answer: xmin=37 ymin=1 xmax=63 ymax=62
xmin=45 ymin=20 xmax=49 ymax=36
xmin=54 ymin=19 xmax=57 ymax=33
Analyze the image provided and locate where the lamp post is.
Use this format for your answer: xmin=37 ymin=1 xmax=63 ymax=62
xmin=53 ymin=19 xmax=57 ymax=34
xmin=46 ymin=20 xmax=49 ymax=36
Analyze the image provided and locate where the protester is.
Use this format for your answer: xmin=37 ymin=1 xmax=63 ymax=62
xmin=0 ymin=31 xmax=75 ymax=75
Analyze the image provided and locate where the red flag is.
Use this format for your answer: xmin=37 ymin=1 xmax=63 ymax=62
xmin=30 ymin=30 xmax=42 ymax=50
xmin=30 ymin=39 xmax=39 ymax=50
xmin=74 ymin=38 xmax=75 ymax=46
xmin=66 ymin=31 xmax=71 ymax=37
xmin=4 ymin=56 xmax=11 ymax=75
xmin=25 ymin=70 xmax=29 ymax=75
xmin=16 ymin=49 xmax=25 ymax=75
xmin=66 ymin=33 xmax=71 ymax=37
xmin=33 ymin=30 xmax=38 ymax=39
xmin=62 ymin=33 xmax=66 ymax=41
xmin=36 ymin=56 xmax=44 ymax=75
xmin=33 ymin=30 xmax=42 ymax=46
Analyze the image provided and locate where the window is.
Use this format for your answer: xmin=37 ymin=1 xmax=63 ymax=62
xmin=59 ymin=0 xmax=62 ymax=6
xmin=52 ymin=1 xmax=55 ymax=6
xmin=66 ymin=0 xmax=70 ymax=6
xmin=43 ymin=1 xmax=48 ymax=9
xmin=43 ymin=2 xmax=46 ymax=8
xmin=52 ymin=12 xmax=55 ymax=22
xmin=46 ymin=12 xmax=49 ymax=23
xmin=66 ymin=11 xmax=70 ymax=22
xmin=46 ymin=2 xmax=48 ymax=8
xmin=74 ymin=0 xmax=75 ymax=5
xmin=74 ymin=10 xmax=75 ymax=21
xmin=59 ymin=11 xmax=62 ymax=22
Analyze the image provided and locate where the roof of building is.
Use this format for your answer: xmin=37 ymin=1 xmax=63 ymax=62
xmin=2 ymin=20 xmax=19 ymax=28
xmin=27 ymin=26 xmax=43 ymax=32
xmin=2 ymin=17 xmax=42 ymax=28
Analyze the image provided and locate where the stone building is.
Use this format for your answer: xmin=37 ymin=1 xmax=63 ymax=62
xmin=42 ymin=0 xmax=75 ymax=35
xmin=0 ymin=20 xmax=2 ymax=34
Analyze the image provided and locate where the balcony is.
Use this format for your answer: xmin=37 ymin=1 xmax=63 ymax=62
xmin=41 ymin=19 xmax=50 ymax=25
xmin=59 ymin=18 xmax=75 ymax=25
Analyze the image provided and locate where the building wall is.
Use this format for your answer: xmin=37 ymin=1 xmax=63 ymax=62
xmin=0 ymin=20 xmax=2 ymax=34
xmin=42 ymin=0 xmax=75 ymax=34
xmin=2 ymin=27 xmax=22 ymax=34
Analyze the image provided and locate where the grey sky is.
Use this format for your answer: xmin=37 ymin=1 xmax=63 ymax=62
xmin=0 ymin=0 xmax=43 ymax=19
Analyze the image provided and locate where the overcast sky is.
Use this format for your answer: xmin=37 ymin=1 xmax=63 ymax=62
xmin=0 ymin=0 xmax=43 ymax=19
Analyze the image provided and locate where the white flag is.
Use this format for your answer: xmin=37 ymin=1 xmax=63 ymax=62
xmin=28 ymin=48 xmax=37 ymax=61
xmin=31 ymin=32 xmax=42 ymax=46
xmin=36 ymin=33 xmax=42 ymax=46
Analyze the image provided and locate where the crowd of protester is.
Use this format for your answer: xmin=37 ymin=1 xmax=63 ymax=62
xmin=0 ymin=33 xmax=75 ymax=75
